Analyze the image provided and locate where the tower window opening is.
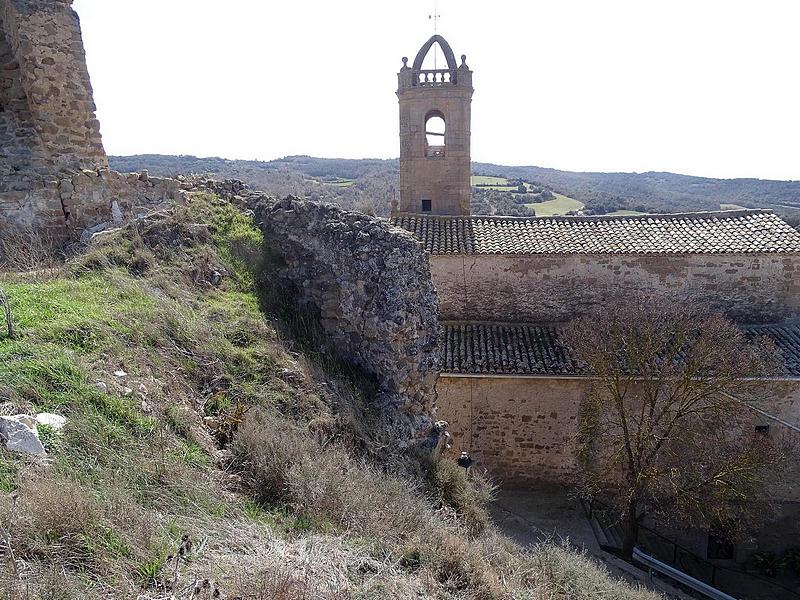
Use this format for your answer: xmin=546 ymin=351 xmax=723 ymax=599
xmin=421 ymin=199 xmax=432 ymax=212
xmin=425 ymin=112 xmax=445 ymax=158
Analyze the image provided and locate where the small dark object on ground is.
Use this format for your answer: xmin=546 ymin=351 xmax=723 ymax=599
xmin=457 ymin=451 xmax=473 ymax=472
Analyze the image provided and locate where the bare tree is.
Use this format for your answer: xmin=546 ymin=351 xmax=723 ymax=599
xmin=563 ymin=294 xmax=787 ymax=559
xmin=0 ymin=286 xmax=12 ymax=339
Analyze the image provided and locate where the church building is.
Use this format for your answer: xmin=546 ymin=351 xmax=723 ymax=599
xmin=391 ymin=35 xmax=800 ymax=489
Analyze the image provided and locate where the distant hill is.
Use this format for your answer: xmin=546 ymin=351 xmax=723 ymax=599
xmin=109 ymin=154 xmax=800 ymax=227
xmin=473 ymin=163 xmax=800 ymax=216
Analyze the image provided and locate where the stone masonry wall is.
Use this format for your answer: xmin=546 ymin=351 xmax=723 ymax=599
xmin=438 ymin=375 xmax=800 ymax=492
xmin=255 ymin=196 xmax=445 ymax=456
xmin=0 ymin=0 xmax=135 ymax=239
xmin=0 ymin=0 xmax=105 ymax=176
xmin=0 ymin=11 xmax=47 ymax=179
xmin=0 ymin=168 xmax=183 ymax=235
xmin=437 ymin=375 xmax=584 ymax=485
xmin=431 ymin=253 xmax=800 ymax=324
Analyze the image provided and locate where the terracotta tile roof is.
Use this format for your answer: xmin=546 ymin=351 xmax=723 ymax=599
xmin=391 ymin=210 xmax=800 ymax=255
xmin=440 ymin=323 xmax=581 ymax=376
xmin=441 ymin=322 xmax=800 ymax=377
xmin=746 ymin=322 xmax=800 ymax=377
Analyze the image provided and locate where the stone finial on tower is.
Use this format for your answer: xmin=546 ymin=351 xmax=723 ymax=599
xmin=396 ymin=35 xmax=473 ymax=216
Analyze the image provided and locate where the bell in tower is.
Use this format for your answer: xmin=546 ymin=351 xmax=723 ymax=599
xmin=397 ymin=35 xmax=473 ymax=216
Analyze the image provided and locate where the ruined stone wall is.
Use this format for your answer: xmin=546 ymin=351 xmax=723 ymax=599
xmin=0 ymin=168 xmax=183 ymax=235
xmin=431 ymin=253 xmax=800 ymax=324
xmin=0 ymin=0 xmax=105 ymax=176
xmin=255 ymin=197 xmax=445 ymax=455
xmin=0 ymin=0 xmax=127 ymax=238
xmin=437 ymin=375 xmax=800 ymax=491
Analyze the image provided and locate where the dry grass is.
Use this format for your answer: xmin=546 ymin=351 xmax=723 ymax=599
xmin=0 ymin=193 xmax=662 ymax=599
xmin=230 ymin=407 xmax=659 ymax=600
xmin=428 ymin=457 xmax=495 ymax=537
xmin=233 ymin=407 xmax=432 ymax=539
xmin=0 ymin=228 xmax=65 ymax=279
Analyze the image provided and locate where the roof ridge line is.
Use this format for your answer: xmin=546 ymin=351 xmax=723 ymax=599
xmin=441 ymin=320 xmax=562 ymax=327
xmin=392 ymin=209 xmax=774 ymax=222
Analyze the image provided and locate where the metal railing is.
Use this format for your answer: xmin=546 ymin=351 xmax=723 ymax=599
xmin=586 ymin=499 xmax=800 ymax=600
xmin=634 ymin=547 xmax=738 ymax=600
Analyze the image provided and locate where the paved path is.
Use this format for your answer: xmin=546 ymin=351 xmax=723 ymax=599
xmin=490 ymin=485 xmax=691 ymax=599
xmin=491 ymin=486 xmax=601 ymax=550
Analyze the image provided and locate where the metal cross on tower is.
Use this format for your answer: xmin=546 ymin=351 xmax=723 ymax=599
xmin=429 ymin=2 xmax=441 ymax=68
xmin=429 ymin=6 xmax=441 ymax=33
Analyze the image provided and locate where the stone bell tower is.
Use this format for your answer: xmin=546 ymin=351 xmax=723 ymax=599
xmin=397 ymin=35 xmax=473 ymax=216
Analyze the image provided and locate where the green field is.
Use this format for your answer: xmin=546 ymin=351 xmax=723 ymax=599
xmin=607 ymin=209 xmax=646 ymax=216
xmin=310 ymin=177 xmax=354 ymax=188
xmin=471 ymin=175 xmax=509 ymax=185
xmin=525 ymin=193 xmax=585 ymax=217
xmin=720 ymin=203 xmax=746 ymax=210
xmin=470 ymin=175 xmax=536 ymax=192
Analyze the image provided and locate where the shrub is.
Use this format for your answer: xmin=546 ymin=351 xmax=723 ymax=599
xmin=286 ymin=449 xmax=429 ymax=540
xmin=232 ymin=407 xmax=431 ymax=541
xmin=3 ymin=474 xmax=105 ymax=568
xmin=231 ymin=407 xmax=316 ymax=504
xmin=428 ymin=458 xmax=495 ymax=536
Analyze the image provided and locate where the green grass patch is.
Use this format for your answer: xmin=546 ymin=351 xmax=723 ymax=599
xmin=182 ymin=192 xmax=265 ymax=287
xmin=471 ymin=175 xmax=509 ymax=186
xmin=471 ymin=175 xmax=538 ymax=192
xmin=0 ymin=451 xmax=19 ymax=492
xmin=607 ymin=209 xmax=647 ymax=216
xmin=328 ymin=179 xmax=354 ymax=188
xmin=2 ymin=275 xmax=154 ymax=349
xmin=308 ymin=177 xmax=354 ymax=188
xmin=526 ymin=193 xmax=585 ymax=216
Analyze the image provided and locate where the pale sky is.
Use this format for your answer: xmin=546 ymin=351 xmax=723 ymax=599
xmin=73 ymin=0 xmax=800 ymax=180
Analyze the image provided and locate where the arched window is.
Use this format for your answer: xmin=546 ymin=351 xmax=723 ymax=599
xmin=425 ymin=111 xmax=445 ymax=157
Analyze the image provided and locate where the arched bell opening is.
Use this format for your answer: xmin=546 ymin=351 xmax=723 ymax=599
xmin=425 ymin=110 xmax=446 ymax=158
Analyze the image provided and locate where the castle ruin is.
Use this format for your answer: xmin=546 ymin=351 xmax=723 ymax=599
xmin=0 ymin=4 xmax=798 ymax=563
xmin=0 ymin=0 xmax=179 ymax=238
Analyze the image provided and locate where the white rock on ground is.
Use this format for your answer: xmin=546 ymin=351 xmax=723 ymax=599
xmin=0 ymin=415 xmax=46 ymax=456
xmin=0 ymin=413 xmax=68 ymax=456
xmin=35 ymin=413 xmax=67 ymax=431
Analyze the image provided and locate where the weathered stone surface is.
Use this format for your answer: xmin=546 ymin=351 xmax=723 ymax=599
xmin=1 ymin=167 xmax=184 ymax=239
xmin=429 ymin=253 xmax=800 ymax=325
xmin=439 ymin=374 xmax=800 ymax=496
xmin=0 ymin=414 xmax=45 ymax=455
xmin=0 ymin=0 xmax=105 ymax=178
xmin=254 ymin=195 xmax=444 ymax=457
xmin=0 ymin=1 xmax=186 ymax=240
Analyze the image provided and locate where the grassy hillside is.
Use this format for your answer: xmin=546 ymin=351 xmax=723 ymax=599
xmin=472 ymin=162 xmax=800 ymax=218
xmin=0 ymin=194 xmax=658 ymax=599
xmin=110 ymin=155 xmax=800 ymax=226
xmin=525 ymin=193 xmax=585 ymax=217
